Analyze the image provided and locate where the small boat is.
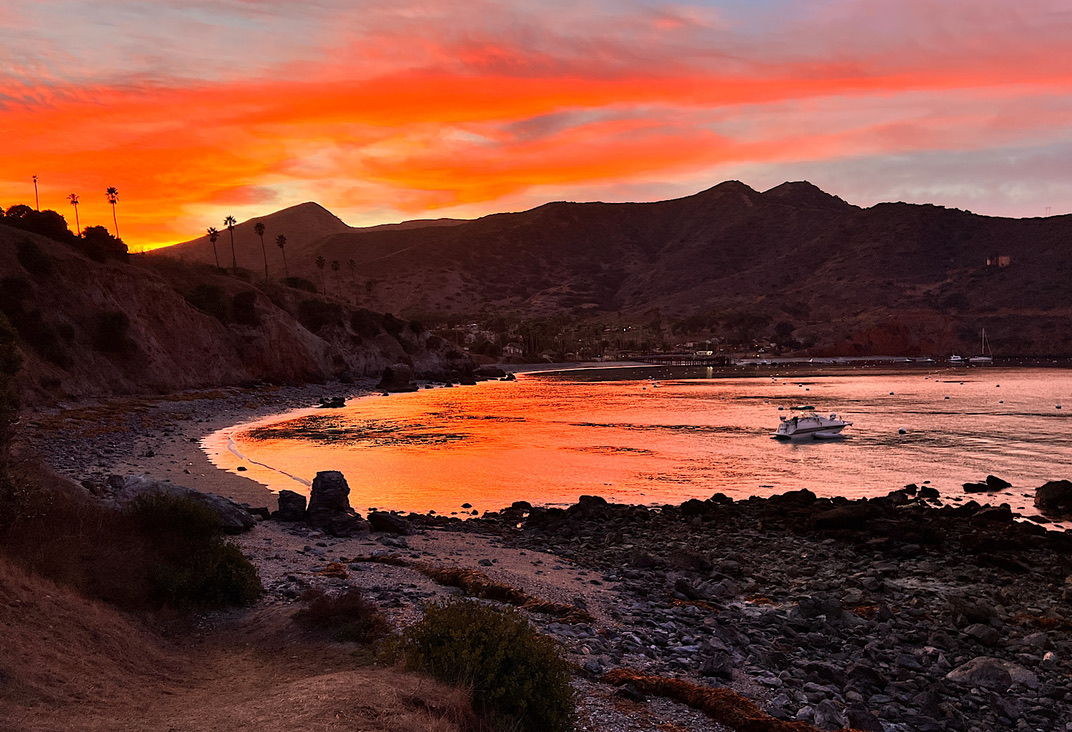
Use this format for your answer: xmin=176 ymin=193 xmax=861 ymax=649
xmin=969 ymin=328 xmax=993 ymax=364
xmin=949 ymin=354 xmax=965 ymax=364
xmin=773 ymin=406 xmax=852 ymax=440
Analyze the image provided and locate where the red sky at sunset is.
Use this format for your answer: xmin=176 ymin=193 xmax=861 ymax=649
xmin=3 ymin=0 xmax=1072 ymax=251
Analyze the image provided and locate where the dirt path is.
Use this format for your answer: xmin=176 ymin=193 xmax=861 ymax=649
xmin=6 ymin=603 xmax=473 ymax=732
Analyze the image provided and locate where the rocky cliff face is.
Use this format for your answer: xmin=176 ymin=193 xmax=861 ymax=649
xmin=0 ymin=225 xmax=472 ymax=406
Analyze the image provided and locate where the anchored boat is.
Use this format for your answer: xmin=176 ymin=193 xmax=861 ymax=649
xmin=774 ymin=406 xmax=852 ymax=440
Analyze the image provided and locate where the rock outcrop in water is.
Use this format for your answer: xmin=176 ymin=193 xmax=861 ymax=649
xmin=305 ymin=471 xmax=369 ymax=537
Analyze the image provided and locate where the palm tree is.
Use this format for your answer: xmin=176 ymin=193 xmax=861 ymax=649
xmin=254 ymin=221 xmax=268 ymax=280
xmin=315 ymin=254 xmax=326 ymax=293
xmin=347 ymin=258 xmax=357 ymax=302
xmin=224 ymin=215 xmax=238 ymax=270
xmin=207 ymin=227 xmax=221 ymax=269
xmin=33 ymin=175 xmax=39 ymax=210
xmin=68 ymin=193 xmax=80 ymax=236
xmin=276 ymin=234 xmax=289 ymax=278
xmin=106 ymin=187 xmax=119 ymax=238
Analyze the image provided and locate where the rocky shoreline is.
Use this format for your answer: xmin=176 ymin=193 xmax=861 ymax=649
xmin=221 ymin=477 xmax=1071 ymax=732
xmin=21 ymin=382 xmax=1072 ymax=732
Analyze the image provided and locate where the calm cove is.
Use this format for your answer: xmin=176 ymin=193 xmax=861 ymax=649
xmin=203 ymin=365 xmax=1072 ymax=527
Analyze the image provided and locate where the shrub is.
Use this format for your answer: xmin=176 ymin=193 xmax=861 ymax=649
xmin=297 ymin=299 xmax=344 ymax=332
xmin=294 ymin=587 xmax=392 ymax=643
xmin=184 ymin=284 xmax=229 ymax=322
xmin=2 ymin=205 xmax=73 ymax=243
xmin=405 ymin=600 xmax=575 ymax=732
xmin=231 ymin=290 xmax=259 ymax=326
xmin=16 ymin=239 xmax=52 ymax=277
xmin=382 ymin=312 xmax=406 ymax=335
xmin=17 ymin=311 xmax=71 ymax=366
xmin=0 ymin=312 xmax=20 ymax=456
xmin=283 ymin=276 xmax=317 ymax=293
xmin=123 ymin=492 xmax=262 ymax=609
xmin=0 ymin=276 xmax=31 ymax=320
xmin=350 ymin=308 xmax=382 ymax=338
xmin=92 ymin=310 xmax=137 ymax=357
xmin=77 ymin=226 xmax=127 ymax=262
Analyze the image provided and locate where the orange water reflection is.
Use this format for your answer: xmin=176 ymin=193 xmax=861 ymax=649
xmin=204 ymin=367 xmax=1072 ymax=523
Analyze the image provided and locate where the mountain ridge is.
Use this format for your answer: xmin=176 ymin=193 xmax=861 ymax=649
xmin=152 ymin=181 xmax=1072 ymax=356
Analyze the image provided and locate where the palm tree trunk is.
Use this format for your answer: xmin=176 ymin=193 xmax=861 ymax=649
xmin=229 ymin=230 xmax=237 ymax=270
xmin=259 ymin=235 xmax=268 ymax=280
xmin=111 ymin=204 xmax=119 ymax=239
xmin=282 ymin=250 xmax=289 ymax=278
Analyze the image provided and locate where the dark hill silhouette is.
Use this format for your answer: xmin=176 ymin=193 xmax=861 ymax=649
xmin=156 ymin=182 xmax=1072 ymax=356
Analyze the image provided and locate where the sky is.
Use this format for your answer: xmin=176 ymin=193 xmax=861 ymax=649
xmin=2 ymin=0 xmax=1072 ymax=252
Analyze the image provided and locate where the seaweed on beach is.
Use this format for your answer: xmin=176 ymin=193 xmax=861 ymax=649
xmin=243 ymin=414 xmax=468 ymax=448
xmin=603 ymin=668 xmax=834 ymax=732
xmin=351 ymin=554 xmax=594 ymax=624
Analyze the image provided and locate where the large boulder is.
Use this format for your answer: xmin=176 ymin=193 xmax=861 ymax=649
xmin=367 ymin=511 xmax=415 ymax=535
xmin=1035 ymin=480 xmax=1072 ymax=517
xmin=946 ymin=657 xmax=1037 ymax=691
xmin=100 ymin=474 xmax=257 ymax=534
xmin=377 ymin=363 xmax=417 ymax=392
xmin=275 ymin=489 xmax=307 ymax=521
xmin=306 ymin=471 xmax=369 ymax=537
xmin=813 ymin=502 xmax=874 ymax=530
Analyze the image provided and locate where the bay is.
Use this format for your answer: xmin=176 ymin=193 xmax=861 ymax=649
xmin=204 ymin=365 xmax=1072 ymax=526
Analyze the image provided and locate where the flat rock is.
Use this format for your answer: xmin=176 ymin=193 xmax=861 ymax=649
xmin=1035 ymin=479 xmax=1072 ymax=517
xmin=945 ymin=657 xmax=1012 ymax=690
xmin=368 ymin=511 xmax=415 ymax=535
xmin=102 ymin=474 xmax=256 ymax=533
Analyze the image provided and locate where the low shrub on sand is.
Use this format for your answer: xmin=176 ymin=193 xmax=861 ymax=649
xmin=293 ymin=587 xmax=392 ymax=643
xmin=404 ymin=599 xmax=575 ymax=732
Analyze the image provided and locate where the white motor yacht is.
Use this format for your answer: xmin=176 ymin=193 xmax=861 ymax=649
xmin=774 ymin=406 xmax=852 ymax=440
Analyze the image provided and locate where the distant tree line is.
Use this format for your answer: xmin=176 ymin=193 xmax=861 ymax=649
xmin=0 ymin=204 xmax=126 ymax=262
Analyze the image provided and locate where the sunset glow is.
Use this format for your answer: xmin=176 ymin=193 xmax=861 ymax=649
xmin=3 ymin=0 xmax=1072 ymax=250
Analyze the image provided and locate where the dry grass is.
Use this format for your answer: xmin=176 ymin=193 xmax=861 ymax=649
xmin=0 ymin=557 xmax=480 ymax=732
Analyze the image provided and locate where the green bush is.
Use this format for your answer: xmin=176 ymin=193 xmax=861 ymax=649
xmin=350 ymin=308 xmax=382 ymax=339
xmin=297 ymin=299 xmax=344 ymax=332
xmin=0 ymin=276 xmax=32 ymax=320
xmin=381 ymin=312 xmax=406 ymax=335
xmin=124 ymin=492 xmax=262 ymax=609
xmin=184 ymin=284 xmax=229 ymax=322
xmin=283 ymin=276 xmax=317 ymax=293
xmin=294 ymin=587 xmax=391 ymax=643
xmin=17 ymin=311 xmax=71 ymax=366
xmin=405 ymin=600 xmax=575 ymax=732
xmin=16 ymin=239 xmax=52 ymax=277
xmin=77 ymin=226 xmax=127 ymax=262
xmin=231 ymin=290 xmax=259 ymax=326
xmin=92 ymin=310 xmax=137 ymax=357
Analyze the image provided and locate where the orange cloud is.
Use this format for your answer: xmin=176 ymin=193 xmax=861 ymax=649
xmin=4 ymin=1 xmax=1072 ymax=249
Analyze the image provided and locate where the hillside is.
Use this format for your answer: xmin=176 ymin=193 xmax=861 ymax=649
xmin=0 ymin=223 xmax=472 ymax=407
xmin=157 ymin=181 xmax=1072 ymax=356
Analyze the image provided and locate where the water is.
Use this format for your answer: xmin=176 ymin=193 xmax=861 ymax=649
xmin=204 ymin=365 xmax=1072 ymax=525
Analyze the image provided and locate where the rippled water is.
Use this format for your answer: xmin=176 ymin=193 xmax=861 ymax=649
xmin=205 ymin=365 xmax=1072 ymax=524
